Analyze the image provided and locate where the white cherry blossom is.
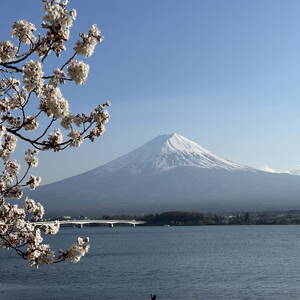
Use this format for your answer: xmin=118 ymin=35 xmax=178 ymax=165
xmin=0 ymin=41 xmax=17 ymax=63
xmin=12 ymin=20 xmax=36 ymax=44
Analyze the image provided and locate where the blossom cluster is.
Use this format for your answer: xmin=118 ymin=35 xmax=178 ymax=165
xmin=23 ymin=60 xmax=44 ymax=94
xmin=12 ymin=20 xmax=37 ymax=45
xmin=25 ymin=149 xmax=39 ymax=168
xmin=40 ymin=85 xmax=69 ymax=119
xmin=67 ymin=60 xmax=89 ymax=85
xmin=40 ymin=0 xmax=77 ymax=56
xmin=40 ymin=221 xmax=60 ymax=235
xmin=74 ymin=24 xmax=104 ymax=57
xmin=63 ymin=237 xmax=90 ymax=262
xmin=0 ymin=133 xmax=17 ymax=160
xmin=0 ymin=41 xmax=17 ymax=64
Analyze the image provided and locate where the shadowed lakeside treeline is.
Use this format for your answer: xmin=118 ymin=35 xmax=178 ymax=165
xmin=138 ymin=211 xmax=300 ymax=225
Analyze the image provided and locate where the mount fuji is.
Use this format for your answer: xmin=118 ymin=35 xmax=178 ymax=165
xmin=31 ymin=133 xmax=300 ymax=216
xmin=98 ymin=133 xmax=251 ymax=174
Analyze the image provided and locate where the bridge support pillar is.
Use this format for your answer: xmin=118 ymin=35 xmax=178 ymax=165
xmin=109 ymin=223 xmax=114 ymax=228
xmin=78 ymin=224 xmax=83 ymax=228
xmin=131 ymin=223 xmax=136 ymax=227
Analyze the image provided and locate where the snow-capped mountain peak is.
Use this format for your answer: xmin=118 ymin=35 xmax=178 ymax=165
xmin=95 ymin=133 xmax=251 ymax=175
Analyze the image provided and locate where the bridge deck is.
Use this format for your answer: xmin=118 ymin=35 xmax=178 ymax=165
xmin=34 ymin=219 xmax=146 ymax=226
xmin=0 ymin=220 xmax=146 ymax=226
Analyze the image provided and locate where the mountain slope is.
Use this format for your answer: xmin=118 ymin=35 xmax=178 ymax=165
xmin=92 ymin=133 xmax=252 ymax=175
xmin=30 ymin=133 xmax=300 ymax=216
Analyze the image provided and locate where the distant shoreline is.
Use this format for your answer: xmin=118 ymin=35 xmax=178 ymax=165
xmin=50 ymin=210 xmax=300 ymax=226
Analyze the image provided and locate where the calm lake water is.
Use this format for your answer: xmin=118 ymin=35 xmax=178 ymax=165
xmin=1 ymin=225 xmax=300 ymax=299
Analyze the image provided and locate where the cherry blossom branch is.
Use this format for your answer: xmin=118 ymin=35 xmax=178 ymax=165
xmin=0 ymin=0 xmax=105 ymax=267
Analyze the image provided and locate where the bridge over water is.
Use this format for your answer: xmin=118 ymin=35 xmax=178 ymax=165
xmin=34 ymin=219 xmax=146 ymax=228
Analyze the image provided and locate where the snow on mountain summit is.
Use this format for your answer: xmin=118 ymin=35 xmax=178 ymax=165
xmin=95 ymin=133 xmax=251 ymax=175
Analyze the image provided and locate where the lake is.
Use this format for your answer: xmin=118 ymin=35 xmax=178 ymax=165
xmin=1 ymin=225 xmax=300 ymax=299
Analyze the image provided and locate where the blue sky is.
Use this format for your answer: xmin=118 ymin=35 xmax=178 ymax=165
xmin=2 ymin=0 xmax=300 ymax=183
